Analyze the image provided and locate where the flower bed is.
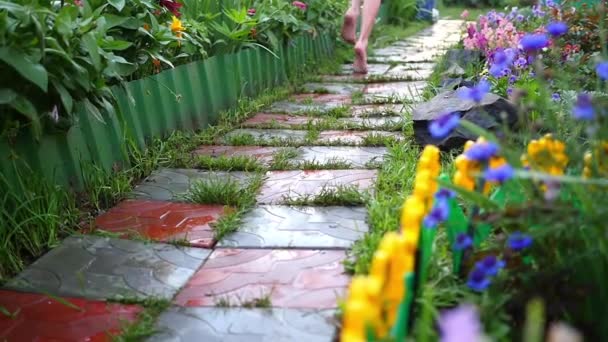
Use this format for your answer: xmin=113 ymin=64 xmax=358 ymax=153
xmin=342 ymin=1 xmax=608 ymax=340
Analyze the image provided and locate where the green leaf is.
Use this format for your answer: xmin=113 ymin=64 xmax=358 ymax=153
xmin=52 ymin=81 xmax=73 ymax=114
xmin=100 ymin=39 xmax=132 ymax=51
xmin=0 ymin=88 xmax=17 ymax=104
xmin=0 ymin=47 xmax=48 ymax=92
xmin=102 ymin=14 xmax=129 ymax=29
xmin=82 ymin=32 xmax=101 ymax=71
xmin=55 ymin=6 xmax=78 ymax=36
xmin=10 ymin=95 xmax=41 ymax=138
xmin=108 ymin=0 xmax=126 ymax=12
xmin=438 ymin=178 xmax=500 ymax=211
xmin=83 ymin=98 xmax=105 ymax=123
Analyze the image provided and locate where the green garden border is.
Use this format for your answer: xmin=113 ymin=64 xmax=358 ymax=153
xmin=0 ymin=33 xmax=334 ymax=189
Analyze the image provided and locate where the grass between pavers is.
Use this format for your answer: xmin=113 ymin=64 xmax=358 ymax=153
xmin=220 ymin=131 xmax=405 ymax=148
xmin=244 ymin=116 xmax=407 ymax=132
xmin=282 ymin=185 xmax=369 ymax=206
xmin=110 ymin=297 xmax=171 ymax=341
xmin=182 ymin=174 xmax=265 ymax=241
xmin=214 ymin=292 xmax=273 ymax=309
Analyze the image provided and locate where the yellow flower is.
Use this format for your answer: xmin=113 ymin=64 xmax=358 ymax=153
xmin=171 ymin=16 xmax=184 ymax=33
xmin=522 ymin=134 xmax=568 ymax=176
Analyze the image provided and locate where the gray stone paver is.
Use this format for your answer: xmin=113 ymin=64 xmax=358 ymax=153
xmin=301 ymin=83 xmax=364 ymax=95
xmin=148 ymin=307 xmax=337 ymax=342
xmin=217 ymin=206 xmax=369 ymax=249
xmin=131 ymin=169 xmax=255 ymax=202
xmin=5 ymin=236 xmax=210 ymax=300
xmin=293 ymin=146 xmax=387 ymax=168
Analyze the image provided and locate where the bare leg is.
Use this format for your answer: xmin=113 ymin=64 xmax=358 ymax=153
xmin=353 ymin=0 xmax=381 ymax=74
xmin=341 ymin=0 xmax=361 ymax=44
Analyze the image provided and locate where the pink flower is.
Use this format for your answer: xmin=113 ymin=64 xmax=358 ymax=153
xmin=292 ymin=1 xmax=307 ymax=10
xmin=247 ymin=8 xmax=256 ymax=16
xmin=461 ymin=10 xmax=470 ymax=19
xmin=438 ymin=305 xmax=483 ymax=342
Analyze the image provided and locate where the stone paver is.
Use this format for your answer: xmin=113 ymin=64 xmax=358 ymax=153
xmin=217 ymin=206 xmax=369 ymax=249
xmin=363 ymin=81 xmax=427 ymax=98
xmin=269 ymin=94 xmax=351 ymax=114
xmin=256 ymin=170 xmax=377 ymax=204
xmin=340 ymin=63 xmax=391 ymax=75
xmin=301 ymin=83 xmax=364 ymax=95
xmin=242 ymin=113 xmax=315 ymax=128
xmin=350 ymin=104 xmax=406 ymax=116
xmin=149 ymin=307 xmax=337 ymax=342
xmin=317 ymin=130 xmax=403 ymax=145
xmin=385 ymin=65 xmax=434 ymax=80
xmin=132 ymin=169 xmax=255 ymax=202
xmin=6 ymin=236 xmax=210 ymax=300
xmin=0 ymin=290 xmax=142 ymax=341
xmin=95 ymin=200 xmax=232 ymax=248
xmin=293 ymin=146 xmax=387 ymax=168
xmin=173 ymin=249 xmax=349 ymax=309
xmin=194 ymin=146 xmax=285 ymax=165
xmin=222 ymin=128 xmax=309 ymax=145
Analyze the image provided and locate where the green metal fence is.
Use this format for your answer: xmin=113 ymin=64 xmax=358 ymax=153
xmin=0 ymin=34 xmax=334 ymax=189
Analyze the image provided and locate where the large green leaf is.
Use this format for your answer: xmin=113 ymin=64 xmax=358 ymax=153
xmin=438 ymin=178 xmax=500 ymax=211
xmin=100 ymin=39 xmax=132 ymax=51
xmin=83 ymin=98 xmax=105 ymax=123
xmin=55 ymin=5 xmax=78 ymax=36
xmin=108 ymin=0 xmax=126 ymax=12
xmin=10 ymin=95 xmax=41 ymax=138
xmin=82 ymin=32 xmax=101 ymax=71
xmin=52 ymin=81 xmax=73 ymax=114
xmin=0 ymin=47 xmax=48 ymax=92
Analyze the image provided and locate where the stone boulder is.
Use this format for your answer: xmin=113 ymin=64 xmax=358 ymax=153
xmin=412 ymin=88 xmax=518 ymax=150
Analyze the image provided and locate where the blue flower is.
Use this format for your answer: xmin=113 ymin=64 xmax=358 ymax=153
xmin=454 ymin=233 xmax=473 ymax=251
xmin=423 ymin=199 xmax=449 ymax=228
xmin=508 ymin=75 xmax=517 ymax=84
xmin=547 ymin=22 xmax=568 ymax=37
xmin=435 ymin=188 xmax=455 ymax=201
xmin=464 ymin=141 xmax=499 ymax=162
xmin=507 ymin=231 xmax=533 ymax=251
xmin=507 ymin=87 xmax=513 ymax=96
xmin=514 ymin=56 xmax=528 ymax=69
xmin=458 ymin=80 xmax=491 ymax=103
xmin=532 ymin=5 xmax=545 ymax=17
xmin=484 ymin=164 xmax=514 ymax=183
xmin=516 ymin=14 xmax=524 ymax=21
xmin=429 ymin=112 xmax=460 ymax=139
xmin=596 ymin=61 xmax=608 ymax=80
xmin=475 ymin=255 xmax=505 ymax=276
xmin=572 ymin=93 xmax=594 ymax=120
xmin=467 ymin=267 xmax=491 ymax=292
xmin=552 ymin=93 xmax=561 ymax=102
xmin=520 ymin=34 xmax=550 ymax=52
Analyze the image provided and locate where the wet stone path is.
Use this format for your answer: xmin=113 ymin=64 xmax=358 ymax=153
xmin=0 ymin=20 xmax=462 ymax=341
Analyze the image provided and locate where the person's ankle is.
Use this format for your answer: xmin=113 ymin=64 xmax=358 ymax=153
xmin=346 ymin=7 xmax=359 ymax=16
xmin=355 ymin=39 xmax=368 ymax=48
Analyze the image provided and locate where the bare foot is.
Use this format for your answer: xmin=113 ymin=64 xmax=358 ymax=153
xmin=341 ymin=11 xmax=357 ymax=44
xmin=353 ymin=42 xmax=368 ymax=74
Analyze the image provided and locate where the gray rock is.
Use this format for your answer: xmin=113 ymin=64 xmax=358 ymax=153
xmin=412 ymin=89 xmax=518 ymax=150
xmin=444 ymin=49 xmax=482 ymax=67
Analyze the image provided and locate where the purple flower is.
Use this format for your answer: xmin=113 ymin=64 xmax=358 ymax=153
xmin=458 ymin=80 xmax=491 ymax=103
xmin=467 ymin=268 xmax=491 ymax=292
xmin=464 ymin=142 xmax=499 ymax=161
xmin=514 ymin=56 xmax=528 ymax=69
xmin=508 ymin=75 xmax=517 ymax=84
xmin=552 ymin=93 xmax=561 ymax=101
xmin=247 ymin=8 xmax=256 ymax=16
xmin=596 ymin=61 xmax=608 ymax=80
xmin=454 ymin=233 xmax=473 ymax=251
xmin=438 ymin=305 xmax=483 ymax=342
xmin=423 ymin=199 xmax=449 ymax=228
xmin=532 ymin=5 xmax=545 ymax=17
xmin=547 ymin=22 xmax=568 ymax=37
xmin=475 ymin=255 xmax=505 ymax=276
xmin=520 ymin=34 xmax=550 ymax=52
xmin=429 ymin=113 xmax=460 ymax=139
xmin=435 ymin=188 xmax=455 ymax=200
xmin=572 ymin=93 xmax=594 ymax=120
xmin=489 ymin=49 xmax=515 ymax=77
xmin=516 ymin=14 xmax=524 ymax=21
xmin=507 ymin=231 xmax=533 ymax=251
xmin=484 ymin=164 xmax=514 ymax=183
xmin=507 ymin=87 xmax=514 ymax=96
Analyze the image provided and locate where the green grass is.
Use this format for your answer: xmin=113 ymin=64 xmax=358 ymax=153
xmin=297 ymin=158 xmax=354 ymax=170
xmin=283 ymin=185 xmax=368 ymax=206
xmin=437 ymin=4 xmax=492 ymax=20
xmin=111 ymin=298 xmax=171 ymax=341
xmin=268 ymin=147 xmax=299 ymax=170
xmin=370 ymin=22 xmax=433 ymax=49
xmin=214 ymin=293 xmax=273 ymax=308
xmin=183 ymin=174 xmax=263 ymax=208
xmin=362 ymin=133 xmax=403 ymax=147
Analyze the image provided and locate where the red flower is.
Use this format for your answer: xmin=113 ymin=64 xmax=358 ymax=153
xmin=159 ymin=0 xmax=182 ymax=17
xmin=292 ymin=1 xmax=307 ymax=10
xmin=247 ymin=8 xmax=256 ymax=16
xmin=73 ymin=0 xmax=83 ymax=6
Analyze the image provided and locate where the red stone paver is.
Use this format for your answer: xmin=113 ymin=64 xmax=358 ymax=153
xmin=317 ymin=130 xmax=404 ymax=144
xmin=290 ymin=93 xmax=352 ymax=105
xmin=241 ymin=113 xmax=315 ymax=128
xmin=0 ymin=290 xmax=142 ymax=341
xmin=95 ymin=200 xmax=232 ymax=248
xmin=256 ymin=170 xmax=377 ymax=204
xmin=194 ymin=145 xmax=284 ymax=165
xmin=173 ymin=249 xmax=349 ymax=309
